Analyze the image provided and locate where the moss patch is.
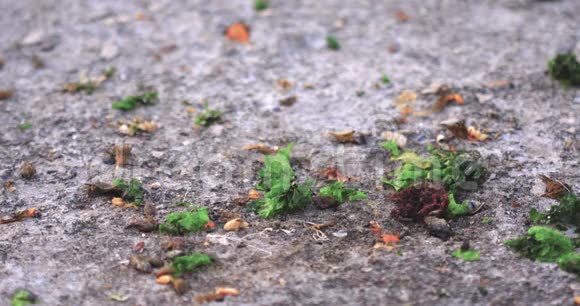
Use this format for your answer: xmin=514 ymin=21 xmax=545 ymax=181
xmin=169 ymin=254 xmax=213 ymax=277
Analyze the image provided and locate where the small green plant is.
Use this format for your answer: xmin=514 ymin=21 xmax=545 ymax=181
xmin=481 ymin=217 xmax=493 ymax=225
xmin=18 ymin=122 xmax=32 ymax=130
xmin=175 ymin=200 xmax=193 ymax=207
xmin=169 ymin=253 xmax=213 ymax=277
xmin=112 ymin=91 xmax=157 ymax=110
xmin=194 ymin=103 xmax=222 ymax=126
xmin=159 ymin=208 xmax=209 ymax=235
xmin=254 ymin=0 xmax=268 ymax=11
xmin=380 ymin=140 xmax=400 ymax=157
xmin=326 ymin=35 xmax=340 ymax=50
xmin=111 ymin=178 xmax=144 ymax=205
xmin=381 ymin=74 xmax=391 ymax=84
xmin=251 ymin=144 xmax=313 ymax=218
xmin=319 ymin=181 xmax=367 ymax=203
xmin=452 ymin=249 xmax=480 ymax=261
xmin=548 ymin=53 xmax=580 ymax=87
xmin=530 ymin=193 xmax=579 ymax=231
xmin=11 ymin=290 xmax=37 ymax=306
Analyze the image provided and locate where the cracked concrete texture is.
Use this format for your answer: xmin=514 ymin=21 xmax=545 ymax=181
xmin=0 ymin=0 xmax=579 ymax=305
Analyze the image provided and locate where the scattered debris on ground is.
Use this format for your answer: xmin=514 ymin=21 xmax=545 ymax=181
xmin=225 ymin=23 xmax=250 ymax=43
xmin=0 ymin=208 xmax=38 ymax=225
xmin=62 ymin=67 xmax=115 ymax=94
xmin=548 ymin=53 xmax=580 ymax=87
xmin=112 ymin=91 xmax=157 ymax=110
xmin=194 ymin=103 xmax=222 ymax=127
xmin=326 ymin=35 xmax=340 ymax=50
xmin=10 ymin=289 xmax=38 ymax=306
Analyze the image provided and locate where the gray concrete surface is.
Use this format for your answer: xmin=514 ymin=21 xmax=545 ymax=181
xmin=0 ymin=0 xmax=579 ymax=305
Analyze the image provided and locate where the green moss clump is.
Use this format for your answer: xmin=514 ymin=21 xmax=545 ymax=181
xmin=380 ymin=140 xmax=400 ymax=157
xmin=19 ymin=122 xmax=32 ymax=130
xmin=169 ymin=254 xmax=213 ymax=277
xmin=254 ymin=0 xmax=268 ymax=11
xmin=112 ymin=91 xmax=157 ymax=110
xmin=530 ymin=193 xmax=580 ymax=231
xmin=557 ymin=253 xmax=580 ymax=275
xmin=111 ymin=178 xmax=144 ymax=205
xmin=251 ymin=144 xmax=313 ymax=218
xmin=159 ymin=208 xmax=209 ymax=235
xmin=381 ymin=74 xmax=391 ymax=84
xmin=326 ymin=35 xmax=340 ymax=50
xmin=452 ymin=249 xmax=480 ymax=261
xmin=319 ymin=181 xmax=367 ymax=203
xmin=11 ymin=290 xmax=37 ymax=306
xmin=194 ymin=103 xmax=222 ymax=126
xmin=446 ymin=193 xmax=471 ymax=218
xmin=505 ymin=226 xmax=574 ymax=262
xmin=548 ymin=53 xmax=580 ymax=87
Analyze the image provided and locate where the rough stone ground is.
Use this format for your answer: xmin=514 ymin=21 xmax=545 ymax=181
xmin=1 ymin=0 xmax=579 ymax=305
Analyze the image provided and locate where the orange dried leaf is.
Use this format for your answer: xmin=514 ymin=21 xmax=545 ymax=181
xmin=381 ymin=233 xmax=400 ymax=244
xmin=395 ymin=10 xmax=410 ymax=21
xmin=225 ymin=23 xmax=250 ymax=43
xmin=467 ymin=126 xmax=489 ymax=141
xmin=243 ymin=144 xmax=277 ymax=155
xmin=329 ymin=130 xmax=357 ymax=143
xmin=156 ymin=275 xmax=174 ymax=285
xmin=0 ymin=207 xmax=38 ymax=224
xmin=248 ymin=189 xmax=260 ymax=200
xmin=112 ymin=197 xmax=125 ymax=206
xmin=204 ymin=221 xmax=216 ymax=229
xmin=215 ymin=287 xmax=240 ymax=296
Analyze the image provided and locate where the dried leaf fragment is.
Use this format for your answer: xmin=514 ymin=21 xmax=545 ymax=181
xmin=0 ymin=208 xmax=38 ymax=225
xmin=394 ymin=10 xmax=410 ymax=21
xmin=133 ymin=241 xmax=145 ymax=253
xmin=223 ymin=218 xmax=249 ymax=231
xmin=381 ymin=131 xmax=407 ymax=148
xmin=243 ymin=144 xmax=278 ymax=155
xmin=171 ymin=278 xmax=189 ymax=295
xmin=112 ymin=197 xmax=126 ymax=207
xmin=20 ymin=162 xmax=36 ymax=179
xmin=129 ymin=254 xmax=152 ymax=273
xmin=225 ymin=23 xmax=250 ymax=43
xmin=156 ymin=275 xmax=174 ymax=285
xmin=539 ymin=174 xmax=571 ymax=200
xmin=382 ymin=233 xmax=400 ymax=244
xmin=114 ymin=144 xmax=132 ymax=168
xmin=0 ymin=89 xmax=13 ymax=100
xmin=3 ymin=180 xmax=16 ymax=192
xmin=196 ymin=287 xmax=240 ymax=304
xmin=467 ymin=126 xmax=489 ymax=142
xmin=248 ymin=189 xmax=260 ymax=200
xmin=329 ymin=130 xmax=358 ymax=144
xmin=126 ymin=218 xmax=157 ymax=232
xmin=441 ymin=119 xmax=468 ymax=139
xmin=279 ymin=95 xmax=297 ymax=106
xmin=277 ymin=79 xmax=293 ymax=91
xmin=215 ymin=287 xmax=240 ymax=297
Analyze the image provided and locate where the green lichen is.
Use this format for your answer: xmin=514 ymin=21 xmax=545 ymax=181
xmin=111 ymin=178 xmax=144 ymax=205
xmin=548 ymin=53 xmax=580 ymax=87
xmin=251 ymin=144 xmax=313 ymax=218
xmin=319 ymin=181 xmax=367 ymax=203
xmin=169 ymin=254 xmax=213 ymax=277
xmin=530 ymin=193 xmax=580 ymax=231
xmin=452 ymin=249 xmax=480 ymax=261
xmin=112 ymin=91 xmax=157 ymax=110
xmin=10 ymin=290 xmax=37 ymax=306
xmin=194 ymin=103 xmax=222 ymax=126
xmin=158 ymin=208 xmax=209 ymax=235
xmin=19 ymin=122 xmax=32 ymax=131
xmin=326 ymin=35 xmax=340 ymax=50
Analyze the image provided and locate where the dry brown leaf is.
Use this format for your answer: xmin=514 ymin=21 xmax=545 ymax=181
xmin=329 ymin=130 xmax=357 ymax=144
xmin=467 ymin=126 xmax=489 ymax=142
xmin=0 ymin=208 xmax=38 ymax=225
xmin=279 ymin=95 xmax=297 ymax=107
xmin=394 ymin=10 xmax=410 ymax=21
xmin=441 ymin=119 xmax=468 ymax=139
xmin=172 ymin=278 xmax=189 ymax=295
xmin=20 ymin=162 xmax=36 ymax=179
xmin=243 ymin=144 xmax=278 ymax=155
xmin=132 ymin=241 xmax=145 ymax=253
xmin=0 ymin=89 xmax=13 ymax=100
xmin=155 ymin=266 xmax=175 ymax=277
xmin=137 ymin=121 xmax=158 ymax=133
xmin=539 ymin=174 xmax=571 ymax=200
xmin=2 ymin=180 xmax=16 ymax=193
xmin=215 ymin=287 xmax=240 ymax=297
xmin=395 ymin=90 xmax=417 ymax=106
xmin=156 ymin=275 xmax=174 ymax=285
xmin=223 ymin=218 xmax=249 ymax=231
xmin=112 ymin=197 xmax=125 ymax=207
xmin=225 ymin=23 xmax=250 ymax=43
xmin=277 ymin=79 xmax=293 ymax=91
xmin=126 ymin=218 xmax=157 ymax=232
xmin=114 ymin=144 xmax=132 ymax=168
xmin=248 ymin=189 xmax=260 ymax=199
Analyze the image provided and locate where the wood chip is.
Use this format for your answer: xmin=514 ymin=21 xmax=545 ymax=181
xmin=243 ymin=144 xmax=278 ymax=155
xmin=223 ymin=218 xmax=249 ymax=231
xmin=329 ymin=130 xmax=357 ymax=144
